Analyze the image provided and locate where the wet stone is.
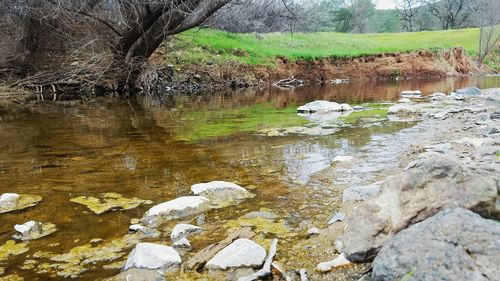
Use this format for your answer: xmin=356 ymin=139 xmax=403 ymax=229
xmin=0 ymin=193 xmax=43 ymax=214
xmin=141 ymin=196 xmax=211 ymax=227
xmin=191 ymin=181 xmax=254 ymax=208
xmin=70 ymin=192 xmax=153 ymax=214
xmin=170 ymin=223 xmax=203 ymax=242
xmin=13 ymin=221 xmax=57 ymax=241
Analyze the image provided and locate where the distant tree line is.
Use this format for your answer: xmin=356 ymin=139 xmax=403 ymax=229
xmin=210 ymin=0 xmax=500 ymax=34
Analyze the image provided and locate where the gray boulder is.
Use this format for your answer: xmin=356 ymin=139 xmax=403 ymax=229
xmin=372 ymin=208 xmax=500 ymax=281
xmin=297 ymin=100 xmax=342 ymax=113
xmin=343 ymin=155 xmax=498 ymax=262
xmin=455 ymin=87 xmax=481 ymax=97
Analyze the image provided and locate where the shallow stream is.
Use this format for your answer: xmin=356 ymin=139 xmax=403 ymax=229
xmin=0 ymin=76 xmax=499 ymax=280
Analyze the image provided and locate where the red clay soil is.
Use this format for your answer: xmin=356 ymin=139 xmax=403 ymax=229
xmin=166 ymin=47 xmax=484 ymax=85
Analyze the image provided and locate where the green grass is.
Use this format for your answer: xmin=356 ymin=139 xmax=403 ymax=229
xmin=165 ymin=28 xmax=482 ymax=66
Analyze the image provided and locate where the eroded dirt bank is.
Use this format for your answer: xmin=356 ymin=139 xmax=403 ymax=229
xmin=163 ymin=47 xmax=487 ymax=88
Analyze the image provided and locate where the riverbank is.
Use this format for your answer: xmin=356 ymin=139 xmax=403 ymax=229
xmin=152 ymin=28 xmax=497 ymax=88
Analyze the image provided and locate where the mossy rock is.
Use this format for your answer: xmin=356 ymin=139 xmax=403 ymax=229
xmin=0 ymin=194 xmax=43 ymax=214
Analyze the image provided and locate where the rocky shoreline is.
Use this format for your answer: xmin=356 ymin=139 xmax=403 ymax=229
xmin=0 ymin=87 xmax=499 ymax=280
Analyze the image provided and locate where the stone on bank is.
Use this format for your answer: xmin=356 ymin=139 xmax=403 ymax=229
xmin=372 ymin=208 xmax=500 ymax=281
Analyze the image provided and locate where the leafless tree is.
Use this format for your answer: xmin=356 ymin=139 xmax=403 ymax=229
xmin=424 ymin=0 xmax=474 ymax=30
xmin=1 ymin=0 xmax=231 ymax=90
xmin=394 ymin=0 xmax=420 ymax=31
xmin=475 ymin=0 xmax=500 ymax=66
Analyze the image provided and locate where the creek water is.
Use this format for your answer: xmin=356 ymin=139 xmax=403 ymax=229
xmin=0 ymin=76 xmax=499 ymax=280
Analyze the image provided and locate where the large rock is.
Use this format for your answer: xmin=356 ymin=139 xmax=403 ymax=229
xmin=343 ymin=155 xmax=498 ymax=262
xmin=141 ymin=196 xmax=210 ymax=227
xmin=0 ymin=193 xmax=42 ymax=214
xmin=455 ymin=87 xmax=481 ymax=97
xmin=297 ymin=101 xmax=342 ymax=113
xmin=205 ymin=238 xmax=266 ymax=270
xmin=124 ymin=243 xmax=181 ymax=271
xmin=372 ymin=208 xmax=500 ymax=281
xmin=191 ymin=181 xmax=254 ymax=208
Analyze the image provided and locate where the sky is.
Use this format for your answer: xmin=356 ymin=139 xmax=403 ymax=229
xmin=376 ymin=0 xmax=397 ymax=10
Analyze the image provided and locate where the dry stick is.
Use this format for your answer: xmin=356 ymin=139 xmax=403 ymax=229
xmin=238 ymin=238 xmax=278 ymax=281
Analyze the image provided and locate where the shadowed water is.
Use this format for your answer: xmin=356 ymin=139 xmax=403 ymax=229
xmin=0 ymin=76 xmax=498 ymax=280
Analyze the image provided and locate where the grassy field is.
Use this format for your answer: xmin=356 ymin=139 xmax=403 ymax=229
xmin=165 ymin=27 xmax=482 ymax=66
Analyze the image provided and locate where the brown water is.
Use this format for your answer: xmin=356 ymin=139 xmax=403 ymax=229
xmin=0 ymin=76 xmax=498 ymax=280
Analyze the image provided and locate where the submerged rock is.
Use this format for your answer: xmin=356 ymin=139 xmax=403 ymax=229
xmin=455 ymin=87 xmax=481 ymax=97
xmin=141 ymin=196 xmax=211 ymax=227
xmin=191 ymin=181 xmax=254 ymax=208
xmin=170 ymin=223 xmax=203 ymax=242
xmin=13 ymin=221 xmax=57 ymax=241
xmin=124 ymin=243 xmax=181 ymax=271
xmin=70 ymin=192 xmax=153 ymax=215
xmin=0 ymin=240 xmax=29 ymax=261
xmin=372 ymin=208 xmax=500 ymax=281
xmin=343 ymin=155 xmax=498 ymax=262
xmin=332 ymin=155 xmax=357 ymax=163
xmin=0 ymin=193 xmax=43 ymax=214
xmin=297 ymin=100 xmax=342 ymax=113
xmin=205 ymin=238 xmax=266 ymax=270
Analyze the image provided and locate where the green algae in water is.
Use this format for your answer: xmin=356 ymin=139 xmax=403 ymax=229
xmin=70 ymin=192 xmax=153 ymax=214
xmin=44 ymin=234 xmax=141 ymax=278
xmin=225 ymin=217 xmax=294 ymax=239
xmin=0 ymin=240 xmax=29 ymax=261
xmin=0 ymin=194 xmax=43 ymax=214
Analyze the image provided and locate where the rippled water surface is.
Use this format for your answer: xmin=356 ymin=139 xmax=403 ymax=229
xmin=0 ymin=76 xmax=498 ymax=280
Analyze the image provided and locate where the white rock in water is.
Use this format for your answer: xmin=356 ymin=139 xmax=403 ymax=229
xmin=1 ymin=193 xmax=20 ymax=203
xmin=332 ymin=156 xmax=357 ymax=163
xmin=297 ymin=100 xmax=342 ymax=113
xmin=316 ymin=253 xmax=352 ymax=272
xmin=400 ymin=90 xmax=422 ymax=97
xmin=14 ymin=221 xmax=39 ymax=237
xmin=142 ymin=196 xmax=210 ymax=226
xmin=205 ymin=238 xmax=266 ymax=270
xmin=171 ymin=223 xmax=203 ymax=242
xmin=307 ymin=227 xmax=320 ymax=236
xmin=340 ymin=103 xmax=353 ymax=111
xmin=124 ymin=243 xmax=181 ymax=271
xmin=172 ymin=237 xmax=191 ymax=249
xmin=397 ymin=98 xmax=412 ymax=103
xmin=129 ymin=224 xmax=146 ymax=232
xmin=191 ymin=181 xmax=254 ymax=208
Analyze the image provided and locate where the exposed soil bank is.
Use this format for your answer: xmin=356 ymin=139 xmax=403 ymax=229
xmin=163 ymin=47 xmax=488 ymax=88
